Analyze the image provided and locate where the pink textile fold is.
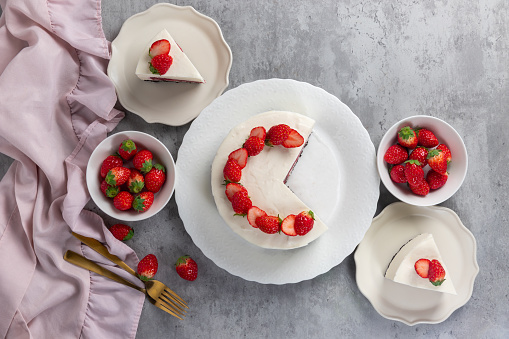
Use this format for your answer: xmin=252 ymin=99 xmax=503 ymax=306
xmin=0 ymin=0 xmax=144 ymax=338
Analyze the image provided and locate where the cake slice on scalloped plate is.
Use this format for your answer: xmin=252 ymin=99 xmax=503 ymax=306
xmin=135 ymin=29 xmax=204 ymax=83
xmin=385 ymin=233 xmax=456 ymax=294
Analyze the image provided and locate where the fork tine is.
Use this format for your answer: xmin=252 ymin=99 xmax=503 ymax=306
xmin=159 ymin=294 xmax=187 ymax=314
xmin=152 ymin=299 xmax=185 ymax=320
xmin=162 ymin=288 xmax=189 ymax=308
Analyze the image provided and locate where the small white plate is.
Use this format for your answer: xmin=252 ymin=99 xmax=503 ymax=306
xmin=107 ymin=3 xmax=232 ymax=126
xmin=176 ymin=79 xmax=380 ymax=284
xmin=354 ymin=202 xmax=479 ymax=325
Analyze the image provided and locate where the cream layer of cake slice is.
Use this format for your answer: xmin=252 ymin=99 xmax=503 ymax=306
xmin=211 ymin=111 xmax=328 ymax=250
xmin=385 ymin=233 xmax=456 ymax=294
xmin=135 ymin=29 xmax=204 ymax=83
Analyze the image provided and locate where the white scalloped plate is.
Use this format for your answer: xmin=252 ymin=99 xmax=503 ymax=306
xmin=175 ymin=79 xmax=379 ymax=284
xmin=107 ymin=3 xmax=232 ymax=126
xmin=354 ymin=202 xmax=479 ymax=325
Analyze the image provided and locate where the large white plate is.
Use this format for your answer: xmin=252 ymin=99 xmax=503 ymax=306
xmin=354 ymin=202 xmax=479 ymax=325
xmin=175 ymin=79 xmax=379 ymax=284
xmin=107 ymin=3 xmax=232 ymax=126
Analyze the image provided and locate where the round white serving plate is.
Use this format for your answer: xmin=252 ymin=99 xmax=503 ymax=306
xmin=176 ymin=78 xmax=380 ymax=284
xmin=107 ymin=3 xmax=232 ymax=126
xmin=354 ymin=202 xmax=479 ymax=325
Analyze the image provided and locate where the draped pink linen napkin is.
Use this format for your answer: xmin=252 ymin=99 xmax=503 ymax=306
xmin=0 ymin=0 xmax=145 ymax=337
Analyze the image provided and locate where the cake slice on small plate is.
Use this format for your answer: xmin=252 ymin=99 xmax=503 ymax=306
xmin=385 ymin=233 xmax=456 ymax=294
xmin=135 ymin=29 xmax=204 ymax=83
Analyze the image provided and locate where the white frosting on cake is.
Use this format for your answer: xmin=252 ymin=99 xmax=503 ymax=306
xmin=135 ymin=29 xmax=204 ymax=83
xmin=211 ymin=111 xmax=328 ymax=250
xmin=385 ymin=233 xmax=456 ymax=294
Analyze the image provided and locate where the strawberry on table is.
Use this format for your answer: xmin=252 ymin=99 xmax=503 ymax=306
xmin=228 ymin=148 xmax=248 ymax=168
xmin=417 ymin=128 xmax=439 ymax=148
xmin=113 ymin=191 xmax=134 ymax=211
xmin=256 ymin=215 xmax=281 ymax=234
xmin=282 ymin=129 xmax=304 ymax=148
xmin=266 ymin=124 xmax=291 ymax=146
xmin=109 ymin=224 xmax=134 ymax=241
xmin=133 ymin=150 xmax=153 ymax=174
xmin=409 ymin=180 xmax=430 ymax=196
xmin=384 ymin=144 xmax=408 ymax=164
xmin=294 ymin=210 xmax=315 ymax=236
xmin=100 ymin=155 xmax=123 ymax=178
xmin=409 ymin=146 xmax=428 ymax=167
xmin=404 ymin=160 xmax=424 ymax=186
xmin=231 ymin=190 xmax=252 ymax=215
xmin=118 ymin=139 xmax=138 ymax=160
xmin=100 ymin=180 xmax=119 ymax=198
xmin=428 ymin=259 xmax=446 ymax=286
xmin=175 ymin=255 xmax=198 ymax=281
xmin=145 ymin=164 xmax=166 ymax=193
xmin=243 ymin=136 xmax=265 ymax=156
xmin=247 ymin=206 xmax=266 ymax=228
xmin=397 ymin=126 xmax=418 ymax=149
xmin=281 ymin=214 xmax=297 ymax=236
xmin=149 ymin=39 xmax=171 ymax=58
xmin=389 ymin=164 xmax=407 ymax=184
xmin=105 ymin=167 xmax=131 ymax=186
xmin=249 ymin=126 xmax=266 ymax=140
xmin=149 ymin=54 xmax=173 ymax=75
xmin=127 ymin=169 xmax=145 ymax=194
xmin=132 ymin=192 xmax=154 ymax=212
xmin=223 ymin=159 xmax=242 ymax=183
xmin=427 ymin=149 xmax=448 ymax=175
xmin=414 ymin=258 xmax=431 ymax=278
xmin=436 ymin=144 xmax=452 ymax=163
xmin=138 ymin=254 xmax=158 ymax=281
xmin=427 ymin=169 xmax=448 ymax=190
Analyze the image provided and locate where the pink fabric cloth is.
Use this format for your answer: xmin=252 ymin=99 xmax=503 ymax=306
xmin=0 ymin=0 xmax=145 ymax=337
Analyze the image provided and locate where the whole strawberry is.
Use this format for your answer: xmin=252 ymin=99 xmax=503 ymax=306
xmin=132 ymin=191 xmax=154 ymax=212
xmin=145 ymin=164 xmax=166 ymax=193
xmin=436 ymin=144 xmax=452 ymax=163
xmin=223 ymin=159 xmax=242 ymax=183
xmin=409 ymin=180 xmax=430 ymax=196
xmin=138 ymin=254 xmax=158 ymax=281
xmin=100 ymin=155 xmax=123 ymax=178
xmin=384 ymin=144 xmax=408 ymax=164
xmin=127 ymin=169 xmax=145 ymax=194
xmin=109 ymin=224 xmax=134 ymax=241
xmin=243 ymin=136 xmax=265 ymax=156
xmin=113 ymin=191 xmax=134 ymax=211
xmin=231 ymin=190 xmax=252 ymax=215
xmin=266 ymin=124 xmax=291 ymax=146
xmin=389 ymin=164 xmax=407 ymax=184
xmin=100 ymin=180 xmax=120 ymax=198
xmin=175 ymin=255 xmax=198 ymax=281
xmin=404 ymin=160 xmax=424 ymax=186
xmin=150 ymin=54 xmax=173 ymax=75
xmin=427 ymin=169 xmax=448 ymax=190
xmin=409 ymin=147 xmax=428 ymax=167
xmin=397 ymin=126 xmax=418 ymax=149
xmin=105 ymin=167 xmax=131 ymax=186
xmin=428 ymin=259 xmax=446 ymax=286
xmin=294 ymin=210 xmax=315 ymax=235
xmin=133 ymin=150 xmax=153 ymax=174
xmin=417 ymin=128 xmax=439 ymax=148
xmin=427 ymin=149 xmax=448 ymax=175
xmin=256 ymin=215 xmax=281 ymax=234
xmin=118 ymin=139 xmax=138 ymax=160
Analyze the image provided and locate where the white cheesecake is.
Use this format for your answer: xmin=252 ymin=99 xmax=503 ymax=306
xmin=211 ymin=111 xmax=328 ymax=250
xmin=385 ymin=233 xmax=456 ymax=294
xmin=135 ymin=29 xmax=204 ymax=83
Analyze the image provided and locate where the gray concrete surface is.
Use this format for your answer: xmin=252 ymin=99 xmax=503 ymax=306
xmin=2 ymin=0 xmax=509 ymax=338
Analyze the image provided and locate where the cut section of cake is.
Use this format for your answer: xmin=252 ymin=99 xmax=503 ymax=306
xmin=385 ymin=233 xmax=456 ymax=294
xmin=210 ymin=111 xmax=328 ymax=250
xmin=135 ymin=29 xmax=204 ymax=83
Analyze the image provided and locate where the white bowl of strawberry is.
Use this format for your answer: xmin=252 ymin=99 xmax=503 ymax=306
xmin=86 ymin=131 xmax=176 ymax=221
xmin=377 ymin=115 xmax=467 ymax=206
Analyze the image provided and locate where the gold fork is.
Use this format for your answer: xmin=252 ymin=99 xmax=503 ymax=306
xmin=70 ymin=232 xmax=188 ymax=316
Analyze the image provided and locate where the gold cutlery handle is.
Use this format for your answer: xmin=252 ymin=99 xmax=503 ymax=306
xmin=64 ymin=250 xmax=145 ymax=293
xmin=71 ymin=232 xmax=137 ymax=276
